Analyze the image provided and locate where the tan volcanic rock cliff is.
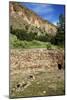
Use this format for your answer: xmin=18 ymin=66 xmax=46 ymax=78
xmin=9 ymin=2 xmax=57 ymax=36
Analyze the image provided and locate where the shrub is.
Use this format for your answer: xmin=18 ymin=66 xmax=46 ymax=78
xmin=46 ymin=43 xmax=52 ymax=49
xmin=10 ymin=27 xmax=37 ymax=41
xmin=36 ymin=33 xmax=52 ymax=42
xmin=10 ymin=26 xmax=53 ymax=43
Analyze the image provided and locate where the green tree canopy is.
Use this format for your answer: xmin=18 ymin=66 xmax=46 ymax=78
xmin=51 ymin=14 xmax=65 ymax=46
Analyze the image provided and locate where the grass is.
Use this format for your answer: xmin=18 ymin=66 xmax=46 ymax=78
xmin=10 ymin=70 xmax=65 ymax=98
xmin=10 ymin=34 xmax=58 ymax=49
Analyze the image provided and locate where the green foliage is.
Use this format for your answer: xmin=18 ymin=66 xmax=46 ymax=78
xmin=10 ymin=13 xmax=65 ymax=49
xmin=58 ymin=14 xmax=65 ymax=31
xmin=10 ymin=28 xmax=36 ymax=41
xmin=10 ymin=34 xmax=56 ymax=49
xmin=51 ymin=14 xmax=65 ymax=46
xmin=10 ymin=34 xmax=29 ymax=48
xmin=10 ymin=26 xmax=53 ymax=43
xmin=46 ymin=43 xmax=52 ymax=49
xmin=36 ymin=33 xmax=52 ymax=42
xmin=57 ymin=14 xmax=65 ymax=45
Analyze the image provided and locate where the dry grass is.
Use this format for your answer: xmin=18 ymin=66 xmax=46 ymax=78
xmin=9 ymin=48 xmax=65 ymax=98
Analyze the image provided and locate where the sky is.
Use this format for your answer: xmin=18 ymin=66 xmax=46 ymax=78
xmin=21 ymin=2 xmax=65 ymax=25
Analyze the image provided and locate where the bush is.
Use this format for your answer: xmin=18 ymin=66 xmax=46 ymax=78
xmin=51 ymin=31 xmax=65 ymax=46
xmin=36 ymin=33 xmax=52 ymax=42
xmin=10 ymin=34 xmax=27 ymax=48
xmin=51 ymin=14 xmax=65 ymax=46
xmin=10 ymin=26 xmax=54 ymax=44
xmin=46 ymin=43 xmax=52 ymax=49
xmin=10 ymin=27 xmax=37 ymax=41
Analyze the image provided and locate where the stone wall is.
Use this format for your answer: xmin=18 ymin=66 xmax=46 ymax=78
xmin=10 ymin=48 xmax=64 ymax=75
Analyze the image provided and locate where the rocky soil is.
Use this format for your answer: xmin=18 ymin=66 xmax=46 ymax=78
xmin=10 ymin=48 xmax=65 ymax=98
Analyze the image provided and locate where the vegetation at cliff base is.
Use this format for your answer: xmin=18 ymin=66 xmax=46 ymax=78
xmin=10 ymin=14 xmax=65 ymax=49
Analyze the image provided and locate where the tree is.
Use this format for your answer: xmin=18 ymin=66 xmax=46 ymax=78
xmin=51 ymin=14 xmax=65 ymax=46
xmin=58 ymin=14 xmax=65 ymax=31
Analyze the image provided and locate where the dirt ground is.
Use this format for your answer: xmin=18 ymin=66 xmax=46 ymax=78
xmin=9 ymin=48 xmax=65 ymax=98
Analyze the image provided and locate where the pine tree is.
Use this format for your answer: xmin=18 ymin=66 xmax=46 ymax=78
xmin=51 ymin=14 xmax=65 ymax=46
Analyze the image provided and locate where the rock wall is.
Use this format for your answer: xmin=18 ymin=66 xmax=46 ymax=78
xmin=10 ymin=48 xmax=64 ymax=75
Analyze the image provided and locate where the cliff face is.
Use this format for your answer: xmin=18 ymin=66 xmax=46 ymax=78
xmin=9 ymin=2 xmax=57 ymax=36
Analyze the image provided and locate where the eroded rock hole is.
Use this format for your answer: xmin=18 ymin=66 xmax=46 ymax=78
xmin=29 ymin=75 xmax=33 ymax=79
xmin=58 ymin=64 xmax=62 ymax=70
xmin=17 ymin=84 xmax=20 ymax=88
